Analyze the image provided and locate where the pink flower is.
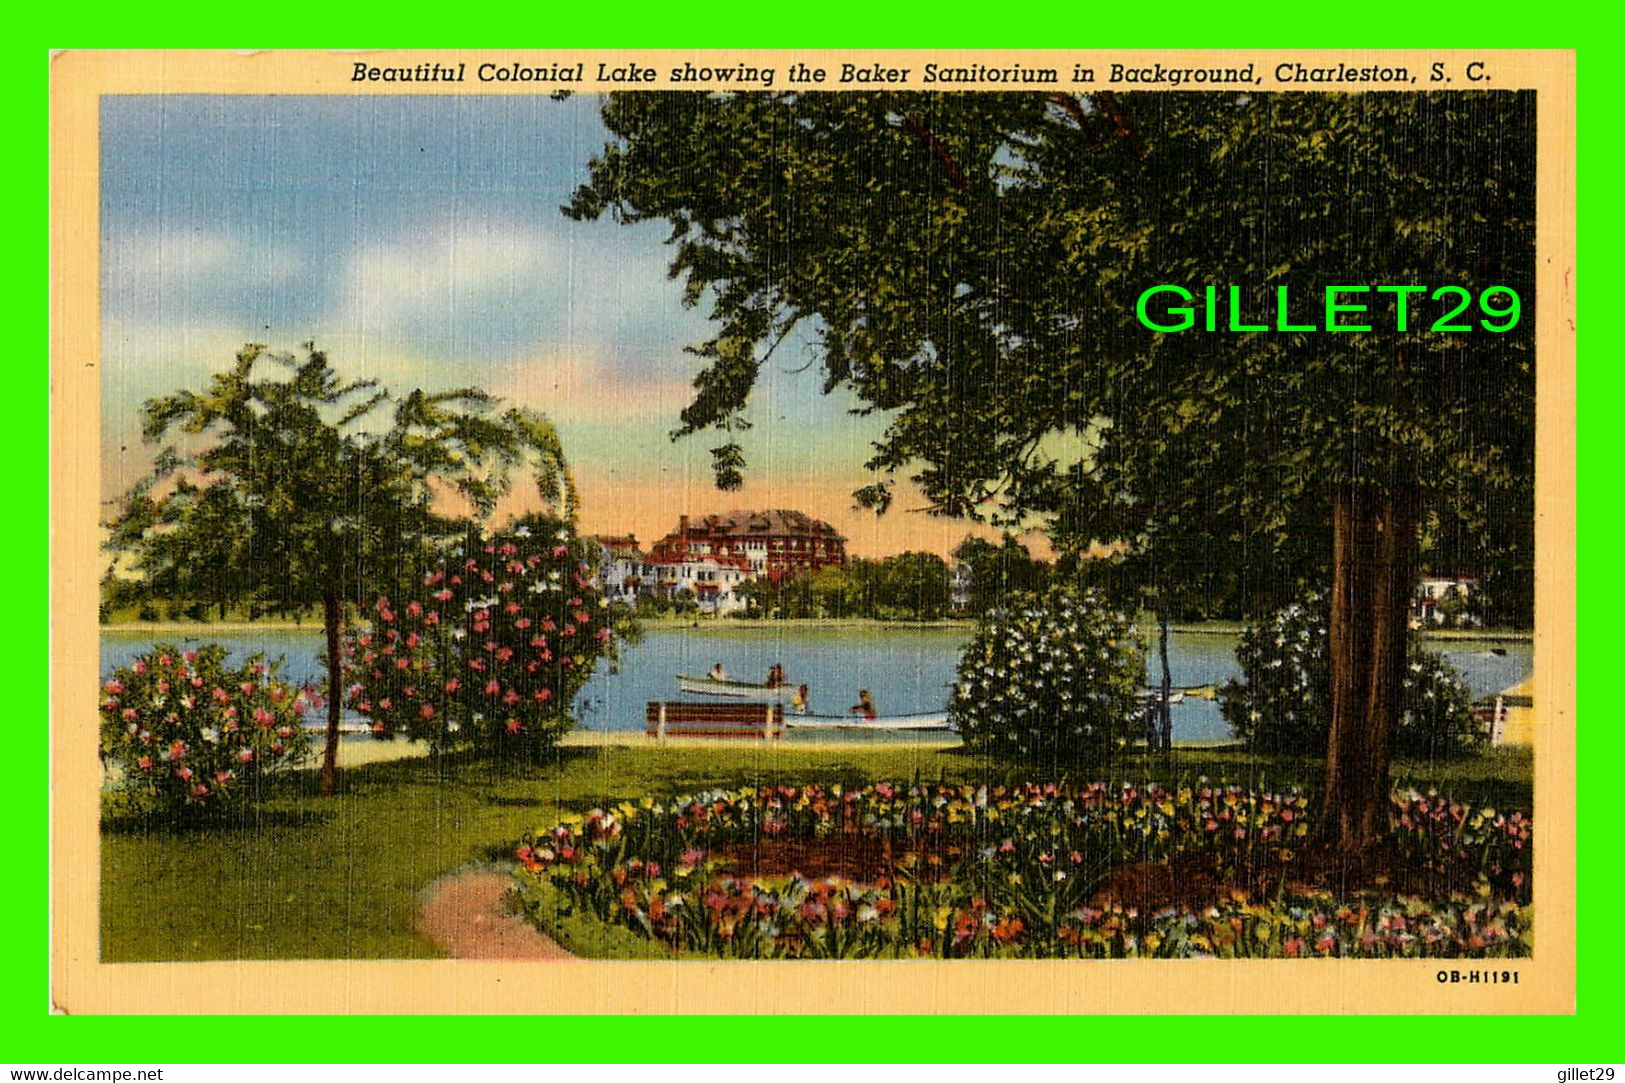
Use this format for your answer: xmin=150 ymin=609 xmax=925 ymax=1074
xmin=420 ymin=704 xmax=436 ymax=720
xmin=132 ymin=661 xmax=148 ymax=675
xmin=238 ymin=748 xmax=255 ymax=763
xmin=485 ymin=679 xmax=502 ymax=696
xmin=104 ymin=679 xmax=125 ymax=694
xmin=407 ymin=600 xmax=422 ymax=617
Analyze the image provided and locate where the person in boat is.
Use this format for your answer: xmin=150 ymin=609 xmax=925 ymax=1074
xmin=791 ymin=684 xmax=810 ymax=713
xmin=709 ymin=662 xmax=728 ymax=682
xmin=849 ymin=689 xmax=877 ymax=721
xmin=765 ymin=663 xmax=785 ymax=687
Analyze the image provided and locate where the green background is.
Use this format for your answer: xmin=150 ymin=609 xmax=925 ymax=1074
xmin=18 ymin=10 xmax=1609 ymax=1065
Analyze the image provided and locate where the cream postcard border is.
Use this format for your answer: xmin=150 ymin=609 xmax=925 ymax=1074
xmin=49 ymin=48 xmax=1577 ymax=1015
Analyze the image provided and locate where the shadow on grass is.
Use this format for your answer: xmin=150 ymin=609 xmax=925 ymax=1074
xmin=101 ymin=804 xmax=336 ymax=836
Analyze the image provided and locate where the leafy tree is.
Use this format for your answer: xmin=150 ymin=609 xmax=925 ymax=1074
xmin=876 ymin=551 xmax=952 ymax=620
xmin=951 ymin=535 xmax=1052 ymax=616
xmin=809 ymin=564 xmax=861 ymax=618
xmin=106 ymin=343 xmax=577 ymax=795
xmin=568 ymin=91 xmax=1534 ymax=850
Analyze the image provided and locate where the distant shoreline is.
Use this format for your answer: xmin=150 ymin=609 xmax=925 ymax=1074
xmin=100 ymin=617 xmax=1535 ymax=642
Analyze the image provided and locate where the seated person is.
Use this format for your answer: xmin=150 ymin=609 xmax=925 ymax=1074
xmin=849 ymin=689 xmax=877 ymax=720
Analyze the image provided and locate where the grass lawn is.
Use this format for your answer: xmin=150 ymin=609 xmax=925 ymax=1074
xmin=100 ymin=742 xmax=1533 ymax=962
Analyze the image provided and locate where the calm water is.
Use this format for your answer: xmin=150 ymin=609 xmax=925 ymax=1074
xmin=98 ymin=624 xmax=1533 ymax=745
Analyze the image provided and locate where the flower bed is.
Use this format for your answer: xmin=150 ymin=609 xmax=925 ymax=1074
xmin=512 ymin=781 xmax=1532 ymax=959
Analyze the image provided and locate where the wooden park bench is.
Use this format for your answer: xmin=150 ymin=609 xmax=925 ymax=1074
xmin=646 ymin=701 xmax=785 ymax=740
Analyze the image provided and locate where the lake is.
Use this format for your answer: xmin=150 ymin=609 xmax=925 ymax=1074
xmin=99 ymin=623 xmax=1533 ymax=745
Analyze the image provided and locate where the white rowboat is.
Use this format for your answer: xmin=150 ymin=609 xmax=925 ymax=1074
xmin=785 ymin=712 xmax=952 ymax=732
xmin=676 ymin=674 xmax=800 ymax=702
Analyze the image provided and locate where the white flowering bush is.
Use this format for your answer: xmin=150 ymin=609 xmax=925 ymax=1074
xmin=950 ymin=587 xmax=1146 ymax=766
xmin=1218 ymin=597 xmax=1328 ymax=755
xmin=1220 ymin=593 xmax=1484 ymax=758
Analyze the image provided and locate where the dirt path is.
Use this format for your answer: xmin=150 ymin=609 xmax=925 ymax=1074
xmin=417 ymin=868 xmax=575 ymax=960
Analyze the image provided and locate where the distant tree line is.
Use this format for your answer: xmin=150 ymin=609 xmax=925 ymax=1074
xmin=733 ymin=551 xmax=953 ymax=620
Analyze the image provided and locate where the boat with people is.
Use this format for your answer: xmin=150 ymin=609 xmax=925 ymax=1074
xmin=676 ymin=673 xmax=801 ymax=702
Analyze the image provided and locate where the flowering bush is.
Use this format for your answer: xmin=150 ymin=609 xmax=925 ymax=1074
xmin=343 ymin=515 xmax=627 ymax=762
xmin=99 ymin=643 xmax=313 ymax=812
xmin=950 ymin=587 xmax=1145 ymax=765
xmin=1219 ymin=593 xmax=1485 ymax=758
xmin=512 ymin=780 xmax=1530 ymax=959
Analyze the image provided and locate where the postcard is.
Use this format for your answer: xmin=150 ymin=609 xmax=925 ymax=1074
xmin=50 ymin=48 xmax=1576 ymax=1014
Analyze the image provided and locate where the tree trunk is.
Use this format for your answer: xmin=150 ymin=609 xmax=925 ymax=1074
xmin=1157 ymin=611 xmax=1174 ymax=753
xmin=1323 ymin=478 xmax=1420 ymax=851
xmin=318 ymin=587 xmax=344 ymax=798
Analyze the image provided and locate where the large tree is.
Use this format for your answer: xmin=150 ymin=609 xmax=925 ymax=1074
xmin=106 ymin=343 xmax=577 ymax=795
xmin=567 ymin=90 xmax=1534 ymax=849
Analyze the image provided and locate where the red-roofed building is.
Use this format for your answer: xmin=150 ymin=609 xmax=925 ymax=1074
xmin=649 ymin=509 xmax=848 ymax=586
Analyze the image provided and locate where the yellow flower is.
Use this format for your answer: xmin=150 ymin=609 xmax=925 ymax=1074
xmin=933 ymin=906 xmax=952 ymax=932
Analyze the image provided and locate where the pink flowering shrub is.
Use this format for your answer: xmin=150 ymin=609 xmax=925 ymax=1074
xmin=343 ymin=515 xmax=626 ymax=762
xmin=99 ymin=644 xmax=314 ymax=813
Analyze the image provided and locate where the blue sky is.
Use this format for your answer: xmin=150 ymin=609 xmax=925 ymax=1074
xmin=98 ymin=94 xmax=987 ymax=556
